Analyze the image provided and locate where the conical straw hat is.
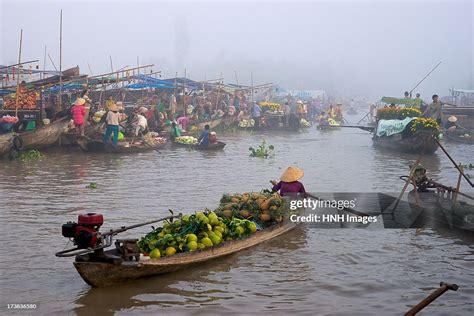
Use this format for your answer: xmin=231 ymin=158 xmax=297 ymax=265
xmin=280 ymin=166 xmax=304 ymax=182
xmin=74 ymin=98 xmax=86 ymax=106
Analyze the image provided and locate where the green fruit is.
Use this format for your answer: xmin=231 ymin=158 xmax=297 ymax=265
xmin=196 ymin=211 xmax=205 ymax=218
xmin=163 ymin=234 xmax=173 ymax=239
xmin=201 ymin=237 xmax=213 ymax=247
xmin=198 ymin=232 xmax=208 ymax=239
xmin=186 ymin=234 xmax=198 ymax=242
xmin=165 ymin=247 xmax=176 ymax=256
xmin=182 ymin=215 xmax=190 ymax=222
xmin=200 ymin=216 xmax=210 ymax=224
xmin=213 ymin=230 xmax=222 ymax=239
xmin=235 ymin=226 xmax=245 ymax=235
xmin=173 ymin=219 xmax=182 ymax=227
xmin=210 ymin=218 xmax=219 ymax=226
xmin=206 ymin=223 xmax=212 ymax=231
xmin=209 ymin=234 xmax=222 ymax=246
xmin=150 ymin=248 xmax=161 ymax=259
xmin=248 ymin=222 xmax=257 ymax=233
xmin=187 ymin=241 xmax=198 ymax=251
xmin=214 ymin=226 xmax=225 ymax=233
xmin=197 ymin=242 xmax=205 ymax=249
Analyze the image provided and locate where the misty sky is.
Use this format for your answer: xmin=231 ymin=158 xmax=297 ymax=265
xmin=1 ymin=0 xmax=473 ymax=99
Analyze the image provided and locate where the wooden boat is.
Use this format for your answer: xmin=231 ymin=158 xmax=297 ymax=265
xmin=60 ymin=123 xmax=104 ymax=147
xmin=0 ymin=133 xmax=14 ymax=157
xmin=408 ymin=191 xmax=474 ymax=232
xmin=163 ymin=116 xmax=227 ymax=133
xmin=76 ymin=136 xmax=166 ymax=154
xmin=172 ymin=141 xmax=226 ymax=150
xmin=19 ymin=117 xmax=69 ymax=150
xmin=444 ymin=132 xmax=474 ymax=144
xmin=372 ymin=131 xmax=438 ymax=154
xmin=74 ymin=220 xmax=297 ymax=287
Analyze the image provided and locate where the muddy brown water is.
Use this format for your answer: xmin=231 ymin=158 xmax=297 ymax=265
xmin=1 ymin=118 xmax=473 ymax=315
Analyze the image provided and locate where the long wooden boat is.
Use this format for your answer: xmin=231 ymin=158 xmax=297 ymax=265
xmin=444 ymin=132 xmax=474 ymax=144
xmin=19 ymin=117 xmax=69 ymax=150
xmin=372 ymin=131 xmax=438 ymax=154
xmin=163 ymin=116 xmax=227 ymax=133
xmin=76 ymin=136 xmax=166 ymax=154
xmin=0 ymin=133 xmax=14 ymax=157
xmin=60 ymin=123 xmax=104 ymax=147
xmin=408 ymin=191 xmax=474 ymax=232
xmin=74 ymin=220 xmax=298 ymax=287
xmin=172 ymin=141 xmax=226 ymax=150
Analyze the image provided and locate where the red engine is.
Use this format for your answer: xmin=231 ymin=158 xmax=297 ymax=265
xmin=62 ymin=213 xmax=104 ymax=249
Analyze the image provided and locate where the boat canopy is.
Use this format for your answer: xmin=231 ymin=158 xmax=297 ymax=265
xmin=381 ymin=96 xmax=416 ymax=107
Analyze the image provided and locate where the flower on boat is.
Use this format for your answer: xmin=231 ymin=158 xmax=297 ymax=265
xmin=409 ymin=117 xmax=440 ymax=134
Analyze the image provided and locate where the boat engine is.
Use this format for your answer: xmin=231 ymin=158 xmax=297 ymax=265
xmin=62 ymin=213 xmax=104 ymax=249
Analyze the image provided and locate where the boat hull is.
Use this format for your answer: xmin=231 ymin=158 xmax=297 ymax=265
xmin=372 ymin=132 xmax=438 ymax=154
xmin=76 ymin=136 xmax=164 ymax=154
xmin=445 ymin=132 xmax=474 ymax=144
xmin=0 ymin=133 xmax=14 ymax=157
xmin=73 ymin=221 xmax=297 ymax=287
xmin=172 ymin=141 xmax=226 ymax=150
xmin=19 ymin=118 xmax=69 ymax=150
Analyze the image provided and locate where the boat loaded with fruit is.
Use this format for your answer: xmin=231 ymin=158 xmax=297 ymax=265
xmin=55 ymin=190 xmax=300 ymax=287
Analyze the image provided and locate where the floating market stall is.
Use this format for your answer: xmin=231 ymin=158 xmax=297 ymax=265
xmin=372 ymin=98 xmax=439 ymax=154
xmin=76 ymin=133 xmax=166 ymax=154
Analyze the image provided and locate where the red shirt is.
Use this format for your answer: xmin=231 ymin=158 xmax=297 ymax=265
xmin=272 ymin=181 xmax=306 ymax=197
xmin=71 ymin=105 xmax=86 ymax=125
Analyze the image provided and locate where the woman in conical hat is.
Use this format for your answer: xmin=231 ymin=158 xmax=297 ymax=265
xmin=270 ymin=166 xmax=307 ymax=197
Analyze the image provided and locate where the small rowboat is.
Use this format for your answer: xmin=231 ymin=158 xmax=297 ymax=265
xmin=444 ymin=132 xmax=474 ymax=144
xmin=172 ymin=141 xmax=226 ymax=150
xmin=76 ymin=136 xmax=165 ymax=154
xmin=74 ymin=220 xmax=297 ymax=287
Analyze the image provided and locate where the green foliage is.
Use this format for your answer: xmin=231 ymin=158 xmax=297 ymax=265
xmin=86 ymin=182 xmax=98 ymax=189
xmin=19 ymin=150 xmax=44 ymax=162
xmin=249 ymin=140 xmax=275 ymax=158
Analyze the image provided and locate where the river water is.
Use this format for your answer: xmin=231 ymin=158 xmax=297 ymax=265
xmin=1 ymin=115 xmax=473 ymax=315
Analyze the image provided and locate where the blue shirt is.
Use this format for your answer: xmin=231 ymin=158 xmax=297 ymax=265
xmin=253 ymin=104 xmax=261 ymax=118
xmin=198 ymin=130 xmax=210 ymax=146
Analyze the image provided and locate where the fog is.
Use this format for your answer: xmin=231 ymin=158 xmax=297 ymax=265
xmin=1 ymin=0 xmax=472 ymax=99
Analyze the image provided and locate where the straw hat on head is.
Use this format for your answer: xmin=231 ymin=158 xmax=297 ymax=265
xmin=74 ymin=98 xmax=86 ymax=106
xmin=448 ymin=116 xmax=457 ymax=123
xmin=280 ymin=166 xmax=304 ymax=182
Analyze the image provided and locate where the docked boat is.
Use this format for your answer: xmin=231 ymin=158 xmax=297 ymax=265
xmin=372 ymin=131 xmax=438 ymax=154
xmin=76 ymin=135 xmax=166 ymax=154
xmin=172 ymin=141 xmax=226 ymax=150
xmin=0 ymin=133 xmax=14 ymax=157
xmin=72 ymin=220 xmax=297 ymax=287
xmin=19 ymin=117 xmax=69 ymax=150
xmin=60 ymin=123 xmax=104 ymax=147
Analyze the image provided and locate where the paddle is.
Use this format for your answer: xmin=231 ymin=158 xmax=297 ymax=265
xmin=405 ymin=282 xmax=458 ymax=316
xmin=339 ymin=125 xmax=374 ymax=132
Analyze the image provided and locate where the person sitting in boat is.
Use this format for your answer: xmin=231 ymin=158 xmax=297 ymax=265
xmin=170 ymin=122 xmax=181 ymax=142
xmin=102 ymin=103 xmax=121 ymax=146
xmin=209 ymin=131 xmax=218 ymax=144
xmin=70 ymin=98 xmax=87 ymax=135
xmin=270 ymin=166 xmax=307 ymax=198
xmin=410 ymin=164 xmax=436 ymax=193
xmin=134 ymin=111 xmax=148 ymax=136
xmin=197 ymin=124 xmax=211 ymax=148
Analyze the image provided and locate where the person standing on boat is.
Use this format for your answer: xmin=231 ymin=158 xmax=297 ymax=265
xmin=169 ymin=122 xmax=181 ymax=142
xmin=252 ymin=101 xmax=261 ymax=128
xmin=270 ymin=166 xmax=307 ymax=198
xmin=422 ymin=94 xmax=456 ymax=124
xmin=71 ymin=98 xmax=87 ymax=135
xmin=197 ymin=124 xmax=211 ymax=148
xmin=414 ymin=93 xmax=427 ymax=112
xmin=102 ymin=104 xmax=121 ymax=146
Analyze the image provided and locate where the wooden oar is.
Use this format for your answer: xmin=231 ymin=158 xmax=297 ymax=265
xmin=140 ymin=134 xmax=161 ymax=153
xmin=339 ymin=125 xmax=374 ymax=132
xmin=405 ymin=282 xmax=458 ymax=316
xmin=386 ymin=157 xmax=422 ymax=218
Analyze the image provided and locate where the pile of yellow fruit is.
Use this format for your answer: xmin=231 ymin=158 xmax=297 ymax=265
xmin=259 ymin=102 xmax=281 ymax=112
xmin=215 ymin=190 xmax=286 ymax=226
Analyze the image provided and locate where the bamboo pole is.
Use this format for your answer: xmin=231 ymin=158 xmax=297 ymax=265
xmin=109 ymin=55 xmax=114 ymax=72
xmin=0 ymin=60 xmax=39 ymax=71
xmin=251 ymin=72 xmax=254 ymax=105
xmin=58 ymin=9 xmax=63 ymax=111
xmin=48 ymin=54 xmax=58 ymax=71
xmin=183 ymin=68 xmax=187 ymax=114
xmin=42 ymin=46 xmax=47 ymax=79
xmin=234 ymin=70 xmax=239 ymax=86
xmin=453 ymin=165 xmax=463 ymax=203
xmin=14 ymin=29 xmax=23 ymax=118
